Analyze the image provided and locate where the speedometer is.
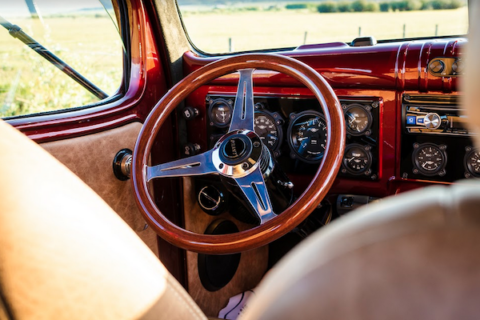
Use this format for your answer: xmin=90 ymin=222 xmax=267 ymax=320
xmin=464 ymin=147 xmax=480 ymax=178
xmin=287 ymin=111 xmax=328 ymax=164
xmin=254 ymin=110 xmax=283 ymax=154
xmin=412 ymin=143 xmax=447 ymax=176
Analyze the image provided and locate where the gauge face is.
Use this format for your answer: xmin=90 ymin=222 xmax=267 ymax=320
xmin=198 ymin=185 xmax=224 ymax=214
xmin=413 ymin=143 xmax=446 ymax=176
xmin=254 ymin=111 xmax=282 ymax=152
xmin=344 ymin=104 xmax=372 ymax=135
xmin=343 ymin=144 xmax=372 ymax=175
xmin=209 ymin=99 xmax=232 ymax=127
xmin=465 ymin=148 xmax=480 ymax=177
xmin=287 ymin=111 xmax=327 ymax=163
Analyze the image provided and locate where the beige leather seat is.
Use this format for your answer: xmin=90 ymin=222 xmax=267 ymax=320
xmin=2 ymin=3 xmax=480 ymax=320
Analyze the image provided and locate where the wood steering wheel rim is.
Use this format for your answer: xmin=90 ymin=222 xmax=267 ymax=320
xmin=132 ymin=54 xmax=346 ymax=255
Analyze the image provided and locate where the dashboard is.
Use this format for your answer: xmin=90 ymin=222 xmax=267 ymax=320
xmin=181 ymin=37 xmax=470 ymax=217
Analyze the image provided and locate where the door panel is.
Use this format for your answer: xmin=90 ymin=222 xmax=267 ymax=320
xmin=40 ymin=122 xmax=158 ymax=256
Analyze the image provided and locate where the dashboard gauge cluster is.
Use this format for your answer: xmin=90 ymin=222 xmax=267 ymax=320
xmin=412 ymin=143 xmax=447 ymax=177
xmin=341 ymin=144 xmax=373 ymax=176
xmin=208 ymin=98 xmax=233 ymax=128
xmin=343 ymin=103 xmax=373 ymax=136
xmin=464 ymin=147 xmax=480 ymax=178
xmin=400 ymin=95 xmax=477 ymax=183
xmin=253 ymin=104 xmax=284 ymax=156
xmin=287 ymin=111 xmax=327 ymax=164
xmin=206 ymin=95 xmax=379 ymax=180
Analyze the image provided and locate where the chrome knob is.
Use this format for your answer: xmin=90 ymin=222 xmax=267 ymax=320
xmin=429 ymin=60 xmax=445 ymax=73
xmin=452 ymin=59 xmax=463 ymax=74
xmin=424 ymin=113 xmax=441 ymax=130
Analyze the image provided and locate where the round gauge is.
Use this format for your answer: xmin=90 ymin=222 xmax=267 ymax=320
xmin=344 ymin=104 xmax=372 ymax=136
xmin=208 ymin=98 xmax=233 ymax=128
xmin=412 ymin=143 xmax=447 ymax=176
xmin=198 ymin=185 xmax=225 ymax=215
xmin=287 ymin=111 xmax=328 ymax=164
xmin=254 ymin=110 xmax=283 ymax=152
xmin=342 ymin=144 xmax=372 ymax=175
xmin=464 ymin=148 xmax=480 ymax=178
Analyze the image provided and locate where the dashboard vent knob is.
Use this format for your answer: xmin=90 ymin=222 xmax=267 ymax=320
xmin=424 ymin=113 xmax=442 ymax=130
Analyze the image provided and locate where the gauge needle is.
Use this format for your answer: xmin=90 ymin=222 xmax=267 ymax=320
xmin=220 ymin=111 xmax=227 ymax=122
xmin=297 ymin=137 xmax=310 ymax=155
xmin=201 ymin=191 xmax=219 ymax=204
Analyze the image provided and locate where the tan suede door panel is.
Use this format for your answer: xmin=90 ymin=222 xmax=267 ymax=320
xmin=41 ymin=122 xmax=158 ymax=256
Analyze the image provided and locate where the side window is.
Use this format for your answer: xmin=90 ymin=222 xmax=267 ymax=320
xmin=0 ymin=0 xmax=124 ymax=118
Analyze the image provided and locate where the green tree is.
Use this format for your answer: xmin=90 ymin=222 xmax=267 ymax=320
xmin=379 ymin=2 xmax=390 ymax=12
xmin=365 ymin=2 xmax=379 ymax=11
xmin=405 ymin=0 xmax=422 ymax=10
xmin=350 ymin=0 xmax=368 ymax=12
xmin=447 ymin=0 xmax=464 ymax=9
xmin=317 ymin=2 xmax=337 ymax=13
xmin=285 ymin=3 xmax=308 ymax=10
xmin=431 ymin=0 xmax=448 ymax=9
xmin=337 ymin=2 xmax=352 ymax=12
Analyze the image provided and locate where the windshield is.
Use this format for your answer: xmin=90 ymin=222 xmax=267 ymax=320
xmin=177 ymin=0 xmax=469 ymax=54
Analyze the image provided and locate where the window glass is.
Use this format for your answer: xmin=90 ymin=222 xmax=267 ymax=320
xmin=177 ymin=0 xmax=469 ymax=54
xmin=0 ymin=0 xmax=123 ymax=117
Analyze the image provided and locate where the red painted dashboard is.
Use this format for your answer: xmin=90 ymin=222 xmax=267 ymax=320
xmin=182 ymin=38 xmax=465 ymax=198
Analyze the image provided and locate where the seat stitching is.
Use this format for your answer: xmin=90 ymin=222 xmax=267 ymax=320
xmin=166 ymin=275 xmax=206 ymax=320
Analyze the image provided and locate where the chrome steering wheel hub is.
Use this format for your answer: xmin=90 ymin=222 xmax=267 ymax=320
xmin=212 ymin=130 xmax=263 ymax=178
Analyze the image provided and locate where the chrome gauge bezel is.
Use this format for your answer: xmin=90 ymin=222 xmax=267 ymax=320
xmin=208 ymin=98 xmax=234 ymax=128
xmin=343 ymin=103 xmax=373 ymax=136
xmin=254 ymin=109 xmax=284 ymax=155
xmin=412 ymin=143 xmax=447 ymax=177
xmin=287 ymin=110 xmax=327 ymax=164
xmin=464 ymin=147 xmax=480 ymax=178
xmin=342 ymin=143 xmax=373 ymax=175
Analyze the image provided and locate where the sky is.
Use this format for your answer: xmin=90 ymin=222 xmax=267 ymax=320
xmin=0 ymin=0 xmax=109 ymax=17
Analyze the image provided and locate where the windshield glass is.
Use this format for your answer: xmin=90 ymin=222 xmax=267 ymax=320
xmin=177 ymin=0 xmax=469 ymax=54
xmin=0 ymin=0 xmax=123 ymax=117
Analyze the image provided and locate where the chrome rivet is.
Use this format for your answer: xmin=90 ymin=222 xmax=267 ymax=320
xmin=242 ymin=163 xmax=249 ymax=169
xmin=253 ymin=141 xmax=261 ymax=148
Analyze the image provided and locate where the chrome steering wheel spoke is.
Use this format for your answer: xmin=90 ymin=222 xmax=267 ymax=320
xmin=234 ymin=166 xmax=276 ymax=224
xmin=228 ymin=69 xmax=255 ymax=132
xmin=146 ymin=150 xmax=216 ymax=181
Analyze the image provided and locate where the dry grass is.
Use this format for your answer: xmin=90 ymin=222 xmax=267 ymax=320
xmin=0 ymin=16 xmax=123 ymax=117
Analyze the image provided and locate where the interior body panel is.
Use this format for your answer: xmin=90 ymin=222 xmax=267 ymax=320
xmin=1 ymin=0 xmax=475 ymax=318
xmin=40 ymin=123 xmax=159 ymax=255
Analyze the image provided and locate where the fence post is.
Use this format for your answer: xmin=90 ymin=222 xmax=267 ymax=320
xmin=228 ymin=37 xmax=233 ymax=52
xmin=303 ymin=31 xmax=308 ymax=45
xmin=358 ymin=26 xmax=362 ymax=37
xmin=403 ymin=24 xmax=406 ymax=38
xmin=435 ymin=24 xmax=438 ymax=36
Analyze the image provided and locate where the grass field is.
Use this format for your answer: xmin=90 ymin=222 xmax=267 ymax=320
xmin=0 ymin=8 xmax=468 ymax=117
xmin=181 ymin=7 xmax=468 ymax=53
xmin=0 ymin=16 xmax=123 ymax=117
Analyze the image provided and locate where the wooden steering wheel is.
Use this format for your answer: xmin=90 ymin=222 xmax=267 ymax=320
xmin=132 ymin=54 xmax=345 ymax=255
